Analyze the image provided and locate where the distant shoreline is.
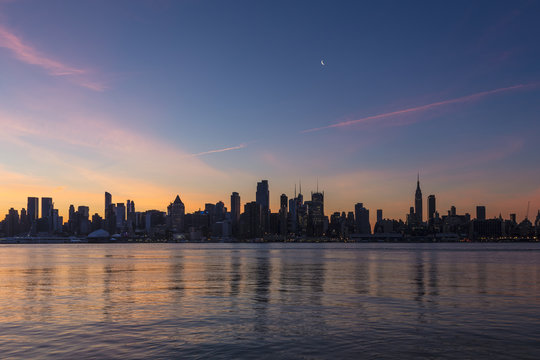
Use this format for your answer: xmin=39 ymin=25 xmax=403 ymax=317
xmin=0 ymin=237 xmax=538 ymax=244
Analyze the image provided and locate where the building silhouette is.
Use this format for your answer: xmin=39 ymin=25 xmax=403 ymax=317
xmin=167 ymin=195 xmax=185 ymax=233
xmin=476 ymin=206 xmax=486 ymax=221
xmin=279 ymin=194 xmax=288 ymax=236
xmin=428 ymin=195 xmax=436 ymax=220
xmin=27 ymin=197 xmax=39 ymax=222
xmin=41 ymin=197 xmax=53 ymax=220
xmin=355 ymin=203 xmax=371 ymax=234
xmin=105 ymin=192 xmax=112 ymax=217
xmin=115 ymin=203 xmax=126 ymax=230
xmin=415 ymin=174 xmax=423 ymax=223
xmin=256 ymin=180 xmax=270 ymax=233
xmin=307 ymin=191 xmax=325 ymax=236
xmin=242 ymin=201 xmax=262 ymax=238
xmin=231 ymin=192 xmax=240 ymax=225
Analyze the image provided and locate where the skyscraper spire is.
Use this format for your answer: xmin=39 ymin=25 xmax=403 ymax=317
xmin=317 ymin=178 xmax=319 ymax=193
xmin=415 ymin=174 xmax=423 ymax=223
xmin=299 ymin=179 xmax=302 ymax=195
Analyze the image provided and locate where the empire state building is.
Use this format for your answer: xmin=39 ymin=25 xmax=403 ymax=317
xmin=415 ymin=174 xmax=423 ymax=223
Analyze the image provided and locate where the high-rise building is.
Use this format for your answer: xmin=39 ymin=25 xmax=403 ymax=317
xmin=415 ymin=174 xmax=423 ymax=223
xmin=242 ymin=201 xmax=262 ymax=238
xmin=127 ymin=200 xmax=132 ymax=218
xmin=69 ymin=205 xmax=76 ymax=221
xmin=288 ymin=197 xmax=297 ymax=234
xmin=51 ymin=209 xmax=59 ymax=232
xmin=279 ymin=194 xmax=288 ymax=236
xmin=231 ymin=192 xmax=240 ymax=225
xmin=116 ymin=203 xmax=126 ymax=229
xmin=167 ymin=195 xmax=185 ymax=232
xmin=476 ymin=206 xmax=486 ymax=221
xmin=354 ymin=203 xmax=371 ymax=234
xmin=6 ymin=208 xmax=20 ymax=236
xmin=280 ymin=194 xmax=288 ymax=211
xmin=215 ymin=201 xmax=225 ymax=221
xmin=91 ymin=213 xmax=103 ymax=232
xmin=205 ymin=203 xmax=216 ymax=228
xmin=256 ymin=180 xmax=270 ymax=232
xmin=78 ymin=206 xmax=89 ymax=219
xmin=310 ymin=191 xmax=324 ymax=216
xmin=27 ymin=197 xmax=39 ymax=222
xmin=376 ymin=209 xmax=383 ymax=223
xmin=19 ymin=208 xmax=29 ymax=233
xmin=256 ymin=180 xmax=269 ymax=210
xmin=428 ymin=195 xmax=436 ymax=220
xmin=105 ymin=203 xmax=116 ymax=233
xmin=105 ymin=192 xmax=112 ymax=218
xmin=41 ymin=197 xmax=53 ymax=219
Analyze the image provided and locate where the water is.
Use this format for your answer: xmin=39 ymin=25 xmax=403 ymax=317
xmin=0 ymin=243 xmax=539 ymax=359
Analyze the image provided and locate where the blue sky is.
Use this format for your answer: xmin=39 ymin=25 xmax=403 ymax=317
xmin=1 ymin=0 xmax=540 ymax=222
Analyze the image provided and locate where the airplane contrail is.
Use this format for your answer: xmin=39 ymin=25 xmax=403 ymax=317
xmin=190 ymin=144 xmax=247 ymax=157
xmin=301 ymin=83 xmax=538 ymax=133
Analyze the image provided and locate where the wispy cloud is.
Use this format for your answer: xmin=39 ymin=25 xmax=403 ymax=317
xmin=302 ymin=83 xmax=538 ymax=133
xmin=189 ymin=144 xmax=247 ymax=157
xmin=0 ymin=24 xmax=105 ymax=91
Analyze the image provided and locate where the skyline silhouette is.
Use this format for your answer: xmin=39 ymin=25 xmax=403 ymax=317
xmin=1 ymin=176 xmax=538 ymax=240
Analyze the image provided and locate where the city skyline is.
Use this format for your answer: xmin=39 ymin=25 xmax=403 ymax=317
xmin=1 ymin=175 xmax=537 ymax=230
xmin=1 ymin=1 xmax=540 ymax=224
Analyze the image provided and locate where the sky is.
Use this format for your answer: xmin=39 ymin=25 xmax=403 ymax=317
xmin=1 ymin=0 xmax=540 ymax=224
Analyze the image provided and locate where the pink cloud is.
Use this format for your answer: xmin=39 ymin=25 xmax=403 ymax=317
xmin=302 ymin=83 xmax=538 ymax=133
xmin=0 ymin=24 xmax=105 ymax=91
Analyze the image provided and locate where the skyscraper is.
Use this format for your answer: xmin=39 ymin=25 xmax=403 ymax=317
xmin=256 ymin=180 xmax=269 ymax=211
xmin=116 ymin=203 xmax=126 ymax=229
xmin=354 ymin=203 xmax=371 ymax=234
xmin=127 ymin=200 xmax=132 ymax=218
xmin=476 ymin=206 xmax=486 ymax=221
xmin=280 ymin=194 xmax=288 ymax=236
xmin=105 ymin=192 xmax=112 ymax=218
xmin=256 ymin=180 xmax=270 ymax=232
xmin=376 ymin=209 xmax=383 ymax=223
xmin=231 ymin=192 xmax=240 ymax=233
xmin=280 ymin=194 xmax=288 ymax=212
xmin=215 ymin=201 xmax=225 ymax=221
xmin=310 ymin=191 xmax=324 ymax=216
xmin=6 ymin=208 xmax=20 ymax=237
xmin=288 ymin=197 xmax=297 ymax=234
xmin=27 ymin=197 xmax=39 ymax=222
xmin=41 ymin=197 xmax=53 ymax=219
xmin=415 ymin=174 xmax=423 ymax=223
xmin=428 ymin=195 xmax=436 ymax=220
xmin=167 ymin=195 xmax=185 ymax=232
xmin=243 ymin=201 xmax=262 ymax=238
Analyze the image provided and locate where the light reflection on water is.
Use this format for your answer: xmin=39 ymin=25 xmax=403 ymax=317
xmin=0 ymin=243 xmax=539 ymax=359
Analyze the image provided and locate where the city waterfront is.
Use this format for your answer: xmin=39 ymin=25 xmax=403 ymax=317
xmin=0 ymin=243 xmax=538 ymax=359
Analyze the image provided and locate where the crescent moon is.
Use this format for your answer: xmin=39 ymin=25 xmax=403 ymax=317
xmin=321 ymin=60 xmax=325 ymax=66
